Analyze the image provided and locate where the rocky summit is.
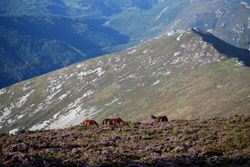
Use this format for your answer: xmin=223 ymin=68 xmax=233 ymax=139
xmin=0 ymin=115 xmax=250 ymax=166
xmin=0 ymin=29 xmax=250 ymax=133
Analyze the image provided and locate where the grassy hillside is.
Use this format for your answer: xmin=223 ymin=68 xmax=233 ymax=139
xmin=93 ymin=29 xmax=250 ymax=123
xmin=0 ymin=29 xmax=250 ymax=133
xmin=0 ymin=115 xmax=249 ymax=166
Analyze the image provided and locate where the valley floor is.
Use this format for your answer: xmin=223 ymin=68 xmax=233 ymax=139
xmin=0 ymin=115 xmax=250 ymax=167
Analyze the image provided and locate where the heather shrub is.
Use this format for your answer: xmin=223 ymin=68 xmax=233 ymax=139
xmin=129 ymin=122 xmax=138 ymax=129
xmin=243 ymin=115 xmax=250 ymax=121
xmin=73 ymin=126 xmax=86 ymax=132
xmin=0 ymin=115 xmax=249 ymax=166
xmin=202 ymin=145 xmax=222 ymax=156
xmin=198 ymin=124 xmax=205 ymax=128
xmin=228 ymin=120 xmax=236 ymax=124
xmin=142 ymin=136 xmax=153 ymax=140
xmin=172 ymin=130 xmax=179 ymax=137
xmin=182 ymin=129 xmax=189 ymax=134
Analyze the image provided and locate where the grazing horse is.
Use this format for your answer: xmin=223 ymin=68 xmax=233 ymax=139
xmin=102 ymin=119 xmax=120 ymax=126
xmin=83 ymin=120 xmax=98 ymax=126
xmin=113 ymin=118 xmax=127 ymax=125
xmin=151 ymin=115 xmax=168 ymax=122
xmin=102 ymin=119 xmax=109 ymax=125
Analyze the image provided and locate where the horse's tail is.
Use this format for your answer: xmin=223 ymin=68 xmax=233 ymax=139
xmin=102 ymin=120 xmax=105 ymax=125
xmin=151 ymin=115 xmax=157 ymax=119
xmin=94 ymin=121 xmax=98 ymax=125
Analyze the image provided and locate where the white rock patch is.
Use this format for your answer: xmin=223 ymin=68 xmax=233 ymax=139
xmin=177 ymin=34 xmax=183 ymax=41
xmin=0 ymin=88 xmax=6 ymax=95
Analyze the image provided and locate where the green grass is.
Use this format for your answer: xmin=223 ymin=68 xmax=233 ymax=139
xmin=220 ymin=58 xmax=236 ymax=72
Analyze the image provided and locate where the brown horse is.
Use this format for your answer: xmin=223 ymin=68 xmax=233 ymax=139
xmin=83 ymin=120 xmax=98 ymax=126
xmin=102 ymin=119 xmax=120 ymax=126
xmin=102 ymin=119 xmax=109 ymax=125
xmin=151 ymin=115 xmax=168 ymax=122
xmin=113 ymin=118 xmax=127 ymax=125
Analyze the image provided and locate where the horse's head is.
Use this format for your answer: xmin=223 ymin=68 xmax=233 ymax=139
xmin=151 ymin=115 xmax=157 ymax=119
xmin=83 ymin=120 xmax=88 ymax=126
xmin=114 ymin=118 xmax=126 ymax=125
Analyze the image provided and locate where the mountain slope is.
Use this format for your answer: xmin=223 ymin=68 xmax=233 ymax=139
xmin=0 ymin=15 xmax=129 ymax=88
xmin=0 ymin=29 xmax=250 ymax=133
xmin=105 ymin=0 xmax=250 ymax=49
xmin=1 ymin=0 xmax=250 ymax=89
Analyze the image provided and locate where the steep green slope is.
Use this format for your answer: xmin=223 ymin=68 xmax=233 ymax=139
xmin=0 ymin=29 xmax=250 ymax=133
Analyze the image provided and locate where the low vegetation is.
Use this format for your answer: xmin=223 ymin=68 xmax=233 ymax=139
xmin=1 ymin=115 xmax=250 ymax=166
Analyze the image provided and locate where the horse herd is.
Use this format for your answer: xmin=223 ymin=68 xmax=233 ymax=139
xmin=83 ymin=115 xmax=168 ymax=126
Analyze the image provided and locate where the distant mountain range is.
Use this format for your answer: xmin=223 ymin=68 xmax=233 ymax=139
xmin=0 ymin=0 xmax=250 ymax=88
xmin=1 ymin=29 xmax=250 ymax=133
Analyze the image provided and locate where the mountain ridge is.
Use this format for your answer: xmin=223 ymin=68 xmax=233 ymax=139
xmin=1 ymin=0 xmax=250 ymax=88
xmin=0 ymin=29 xmax=250 ymax=133
xmin=192 ymin=28 xmax=250 ymax=66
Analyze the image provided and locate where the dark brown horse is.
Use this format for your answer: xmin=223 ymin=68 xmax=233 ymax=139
xmin=102 ymin=119 xmax=120 ymax=126
xmin=151 ymin=115 xmax=168 ymax=122
xmin=83 ymin=120 xmax=98 ymax=126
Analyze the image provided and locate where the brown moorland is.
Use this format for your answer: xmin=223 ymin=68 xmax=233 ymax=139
xmin=0 ymin=114 xmax=250 ymax=167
